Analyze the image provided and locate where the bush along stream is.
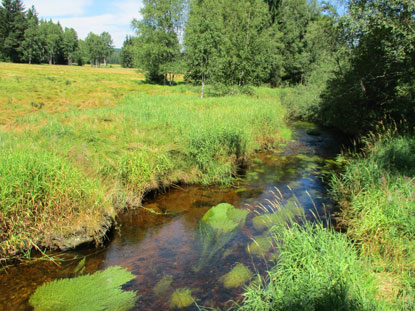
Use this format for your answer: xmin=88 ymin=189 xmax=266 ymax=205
xmin=0 ymin=123 xmax=347 ymax=311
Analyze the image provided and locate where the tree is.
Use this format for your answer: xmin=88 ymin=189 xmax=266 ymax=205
xmin=132 ymin=0 xmax=185 ymax=83
xmin=20 ymin=6 xmax=42 ymax=64
xmin=85 ymin=32 xmax=104 ymax=67
xmin=100 ymin=32 xmax=113 ymax=67
xmin=184 ymin=0 xmax=224 ymax=97
xmin=40 ymin=20 xmax=63 ymax=65
xmin=220 ymin=0 xmax=273 ymax=90
xmin=185 ymin=0 xmax=272 ymax=94
xmin=274 ymin=0 xmax=320 ymax=84
xmin=120 ymin=36 xmax=138 ymax=68
xmin=62 ymin=27 xmax=78 ymax=65
xmin=0 ymin=0 xmax=27 ymax=62
xmin=321 ymin=0 xmax=415 ymax=134
xmin=73 ymin=39 xmax=89 ymax=66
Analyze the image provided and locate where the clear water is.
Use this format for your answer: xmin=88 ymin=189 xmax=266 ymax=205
xmin=0 ymin=124 xmax=346 ymax=311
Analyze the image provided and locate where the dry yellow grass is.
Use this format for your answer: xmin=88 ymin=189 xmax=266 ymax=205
xmin=0 ymin=63 xmax=184 ymax=130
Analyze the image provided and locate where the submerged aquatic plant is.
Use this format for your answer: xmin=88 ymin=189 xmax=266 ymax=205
xmin=169 ymin=288 xmax=195 ymax=309
xmin=193 ymin=203 xmax=248 ymax=272
xmin=246 ymin=236 xmax=274 ymax=256
xmin=220 ymin=263 xmax=253 ymax=289
xmin=29 ymin=266 xmax=137 ymax=311
xmin=153 ymin=275 xmax=173 ymax=297
xmin=252 ymin=198 xmax=304 ymax=231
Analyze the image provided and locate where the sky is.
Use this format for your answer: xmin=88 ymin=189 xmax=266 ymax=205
xmin=22 ymin=0 xmax=144 ymax=48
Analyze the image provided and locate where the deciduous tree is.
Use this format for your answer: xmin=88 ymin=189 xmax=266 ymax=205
xmin=62 ymin=27 xmax=78 ymax=65
xmin=132 ymin=0 xmax=185 ymax=83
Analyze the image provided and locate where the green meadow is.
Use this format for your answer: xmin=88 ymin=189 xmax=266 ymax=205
xmin=0 ymin=63 xmax=291 ymax=260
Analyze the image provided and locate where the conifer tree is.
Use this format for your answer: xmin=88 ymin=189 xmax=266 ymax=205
xmin=0 ymin=0 xmax=27 ymax=62
xmin=20 ymin=7 xmax=42 ymax=64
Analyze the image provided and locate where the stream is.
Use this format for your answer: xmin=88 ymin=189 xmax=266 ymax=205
xmin=0 ymin=123 xmax=345 ymax=311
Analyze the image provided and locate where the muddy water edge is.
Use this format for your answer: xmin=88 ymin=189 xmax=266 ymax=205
xmin=0 ymin=123 xmax=347 ymax=311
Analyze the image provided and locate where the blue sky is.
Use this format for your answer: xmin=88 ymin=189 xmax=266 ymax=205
xmin=22 ymin=0 xmax=144 ymax=48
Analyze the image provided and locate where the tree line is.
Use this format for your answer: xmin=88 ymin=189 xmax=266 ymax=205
xmin=122 ymin=0 xmax=415 ymax=134
xmin=0 ymin=0 xmax=114 ymax=66
xmin=120 ymin=0 xmax=336 ymax=95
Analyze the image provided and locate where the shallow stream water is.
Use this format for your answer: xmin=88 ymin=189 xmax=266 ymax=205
xmin=0 ymin=123 xmax=345 ymax=311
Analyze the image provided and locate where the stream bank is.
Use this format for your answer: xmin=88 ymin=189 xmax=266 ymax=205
xmin=0 ymin=123 xmax=345 ymax=311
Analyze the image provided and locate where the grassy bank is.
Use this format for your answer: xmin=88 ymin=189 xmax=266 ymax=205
xmin=239 ymin=223 xmax=383 ymax=311
xmin=330 ymin=129 xmax=415 ymax=309
xmin=238 ymin=130 xmax=415 ymax=311
xmin=0 ymin=63 xmax=291 ymax=260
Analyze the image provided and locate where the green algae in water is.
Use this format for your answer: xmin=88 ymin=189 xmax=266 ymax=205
xmin=247 ymin=236 xmax=273 ymax=256
xmin=169 ymin=288 xmax=195 ymax=309
xmin=194 ymin=203 xmax=248 ymax=272
xmin=235 ymin=187 xmax=247 ymax=193
xmin=247 ymin=171 xmax=259 ymax=180
xmin=29 ymin=266 xmax=137 ymax=311
xmin=220 ymin=263 xmax=253 ymax=289
xmin=202 ymin=203 xmax=248 ymax=234
xmin=253 ymin=158 xmax=263 ymax=164
xmin=252 ymin=204 xmax=304 ymax=231
xmin=153 ymin=275 xmax=173 ymax=297
xmin=306 ymin=128 xmax=322 ymax=136
xmin=73 ymin=257 xmax=86 ymax=276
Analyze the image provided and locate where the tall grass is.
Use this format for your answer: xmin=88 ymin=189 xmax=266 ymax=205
xmin=239 ymin=222 xmax=383 ymax=311
xmin=0 ymin=66 xmax=291 ymax=259
xmin=330 ymin=128 xmax=415 ymax=309
xmin=0 ymin=138 xmax=112 ymax=259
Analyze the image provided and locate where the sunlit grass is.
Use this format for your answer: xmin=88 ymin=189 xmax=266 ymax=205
xmin=0 ymin=63 xmax=290 ymax=260
xmin=330 ymin=128 xmax=415 ymax=309
xmin=239 ymin=222 xmax=383 ymax=311
xmin=0 ymin=63 xmax=184 ymax=128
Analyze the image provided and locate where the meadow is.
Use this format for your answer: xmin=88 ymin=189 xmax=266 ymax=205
xmin=0 ymin=63 xmax=291 ymax=260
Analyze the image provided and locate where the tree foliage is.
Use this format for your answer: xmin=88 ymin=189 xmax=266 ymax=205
xmin=321 ymin=0 xmax=415 ymax=134
xmin=0 ymin=0 xmax=27 ymax=62
xmin=132 ymin=0 xmax=185 ymax=83
xmin=0 ymin=2 xmax=115 ymax=66
xmin=120 ymin=36 xmax=138 ymax=68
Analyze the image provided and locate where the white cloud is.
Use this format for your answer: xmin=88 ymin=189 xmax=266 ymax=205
xmin=23 ymin=0 xmax=93 ymax=17
xmin=23 ymin=0 xmax=143 ymax=47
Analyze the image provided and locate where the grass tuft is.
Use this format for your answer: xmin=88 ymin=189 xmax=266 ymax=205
xmin=239 ymin=222 xmax=383 ymax=311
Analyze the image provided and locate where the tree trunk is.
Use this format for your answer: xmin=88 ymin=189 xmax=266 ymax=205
xmin=104 ymin=57 xmax=107 ymax=67
xmin=28 ymin=56 xmax=31 ymax=65
xmin=163 ymin=73 xmax=167 ymax=85
xmin=49 ymin=55 xmax=52 ymax=65
xmin=201 ymin=74 xmax=205 ymax=99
